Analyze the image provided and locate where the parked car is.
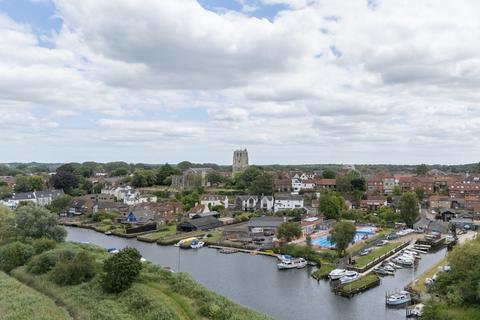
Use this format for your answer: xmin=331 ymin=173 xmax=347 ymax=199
xmin=376 ymin=240 xmax=389 ymax=246
xmin=359 ymin=248 xmax=373 ymax=256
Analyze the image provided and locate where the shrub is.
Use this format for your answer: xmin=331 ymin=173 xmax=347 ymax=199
xmin=27 ymin=249 xmax=75 ymax=275
xmin=101 ymin=247 xmax=142 ymax=293
xmin=0 ymin=241 xmax=34 ymax=272
xmin=32 ymin=238 xmax=57 ymax=254
xmin=49 ymin=251 xmax=97 ymax=285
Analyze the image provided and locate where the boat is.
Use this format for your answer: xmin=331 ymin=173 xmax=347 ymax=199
xmin=104 ymin=231 xmax=112 ymax=235
xmin=219 ymin=248 xmax=238 ymax=254
xmin=174 ymin=237 xmax=198 ymax=247
xmin=140 ymin=257 xmax=147 ymax=263
xmin=386 ymin=290 xmax=411 ymax=306
xmin=339 ymin=271 xmax=360 ymax=284
xmin=392 ymin=257 xmax=414 ymax=267
xmin=383 ymin=265 xmax=396 ymax=273
xmin=278 ymin=254 xmax=294 ymax=262
xmin=277 ymin=258 xmax=307 ymax=270
xmin=374 ymin=268 xmax=394 ymax=276
xmin=407 ymin=304 xmax=424 ymax=318
xmin=107 ymin=248 xmax=119 ymax=254
xmin=190 ymin=240 xmax=205 ymax=249
xmin=329 ymin=268 xmax=347 ymax=280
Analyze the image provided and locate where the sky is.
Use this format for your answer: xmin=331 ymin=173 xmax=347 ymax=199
xmin=1 ymin=0 xmax=480 ymax=165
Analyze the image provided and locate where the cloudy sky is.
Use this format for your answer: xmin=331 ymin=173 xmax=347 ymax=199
xmin=1 ymin=0 xmax=480 ymax=165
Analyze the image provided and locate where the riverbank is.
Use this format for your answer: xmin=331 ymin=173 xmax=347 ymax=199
xmin=5 ymin=241 xmax=272 ymax=320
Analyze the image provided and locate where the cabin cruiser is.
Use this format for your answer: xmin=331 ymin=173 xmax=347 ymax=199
xmin=374 ymin=267 xmax=394 ymax=276
xmin=277 ymin=254 xmax=294 ymax=263
xmin=329 ymin=268 xmax=348 ymax=280
xmin=277 ymin=258 xmax=307 ymax=270
xmin=190 ymin=239 xmax=205 ymax=249
xmin=392 ymin=256 xmax=414 ymax=267
xmin=386 ymin=291 xmax=411 ymax=306
xmin=339 ymin=271 xmax=360 ymax=284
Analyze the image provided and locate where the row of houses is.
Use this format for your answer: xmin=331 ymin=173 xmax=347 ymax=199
xmin=1 ymin=189 xmax=64 ymax=208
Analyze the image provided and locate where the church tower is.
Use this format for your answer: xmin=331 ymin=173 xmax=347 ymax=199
xmin=232 ymin=149 xmax=249 ymax=176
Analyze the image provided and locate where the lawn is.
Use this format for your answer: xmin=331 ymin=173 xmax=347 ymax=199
xmin=354 ymin=242 xmax=403 ymax=268
xmin=346 ymin=228 xmax=392 ymax=255
xmin=337 ymin=274 xmax=380 ymax=296
xmin=0 ymin=272 xmax=71 ymax=320
xmin=203 ymin=230 xmax=223 ymax=245
xmin=312 ymin=264 xmax=335 ymax=280
xmin=137 ymin=225 xmax=177 ymax=242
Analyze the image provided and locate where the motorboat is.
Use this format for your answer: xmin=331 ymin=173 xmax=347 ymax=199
xmin=339 ymin=271 xmax=360 ymax=284
xmin=385 ymin=262 xmax=402 ymax=269
xmin=383 ymin=265 xmax=396 ymax=273
xmin=392 ymin=257 xmax=414 ymax=267
xmin=104 ymin=231 xmax=112 ymax=235
xmin=140 ymin=257 xmax=147 ymax=263
xmin=277 ymin=258 xmax=307 ymax=270
xmin=219 ymin=248 xmax=238 ymax=254
xmin=190 ymin=240 xmax=205 ymax=249
xmin=107 ymin=248 xmax=119 ymax=254
xmin=329 ymin=268 xmax=347 ymax=280
xmin=386 ymin=290 xmax=411 ymax=306
xmin=278 ymin=254 xmax=294 ymax=262
xmin=408 ymin=304 xmax=424 ymax=317
xmin=374 ymin=268 xmax=394 ymax=276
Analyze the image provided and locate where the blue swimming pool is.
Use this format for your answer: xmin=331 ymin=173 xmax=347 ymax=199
xmin=311 ymin=227 xmax=376 ymax=248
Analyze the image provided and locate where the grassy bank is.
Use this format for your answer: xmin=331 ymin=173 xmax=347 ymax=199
xmin=8 ymin=242 xmax=272 ymax=320
xmin=354 ymin=242 xmax=402 ymax=268
xmin=410 ymin=256 xmax=448 ymax=294
xmin=157 ymin=231 xmax=207 ymax=245
xmin=311 ymin=264 xmax=335 ymax=280
xmin=137 ymin=225 xmax=177 ymax=242
xmin=0 ymin=272 xmax=71 ymax=320
xmin=336 ymin=274 xmax=380 ymax=297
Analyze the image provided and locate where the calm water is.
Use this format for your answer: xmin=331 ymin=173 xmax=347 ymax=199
xmin=66 ymin=227 xmax=446 ymax=320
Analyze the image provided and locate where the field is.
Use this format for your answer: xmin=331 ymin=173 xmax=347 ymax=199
xmin=0 ymin=272 xmax=71 ymax=320
xmin=336 ymin=274 xmax=380 ymax=297
xmin=354 ymin=242 xmax=403 ymax=268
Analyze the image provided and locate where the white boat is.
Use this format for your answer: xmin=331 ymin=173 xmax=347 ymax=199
xmin=339 ymin=271 xmax=360 ymax=284
xmin=104 ymin=231 xmax=112 ymax=235
xmin=392 ymin=257 xmax=414 ymax=267
xmin=140 ymin=257 xmax=147 ymax=263
xmin=190 ymin=240 xmax=205 ymax=249
xmin=409 ymin=304 xmax=424 ymax=317
xmin=329 ymin=268 xmax=347 ymax=280
xmin=383 ymin=265 xmax=395 ymax=273
xmin=386 ymin=290 xmax=411 ymax=306
xmin=374 ymin=268 xmax=394 ymax=276
xmin=278 ymin=254 xmax=294 ymax=262
xmin=277 ymin=258 xmax=307 ymax=270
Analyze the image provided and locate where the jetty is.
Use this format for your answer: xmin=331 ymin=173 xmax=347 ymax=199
xmin=208 ymin=245 xmax=279 ymax=258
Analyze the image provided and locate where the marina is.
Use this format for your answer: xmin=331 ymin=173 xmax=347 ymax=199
xmin=66 ymin=226 xmax=448 ymax=320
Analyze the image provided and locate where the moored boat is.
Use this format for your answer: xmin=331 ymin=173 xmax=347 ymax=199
xmin=329 ymin=268 xmax=347 ymax=280
xmin=339 ymin=271 xmax=360 ymax=284
xmin=219 ymin=248 xmax=238 ymax=254
xmin=386 ymin=290 xmax=411 ymax=306
xmin=277 ymin=258 xmax=307 ymax=270
xmin=190 ymin=240 xmax=205 ymax=249
xmin=374 ymin=268 xmax=394 ymax=276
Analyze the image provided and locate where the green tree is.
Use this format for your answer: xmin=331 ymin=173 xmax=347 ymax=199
xmin=248 ymin=172 xmax=274 ymax=195
xmin=101 ymin=247 xmax=142 ymax=293
xmin=329 ymin=221 xmax=356 ymax=256
xmin=0 ymin=186 xmax=12 ymax=200
xmin=416 ymin=164 xmax=429 ymax=176
xmin=4 ymin=206 xmax=66 ymax=242
xmin=156 ymin=164 xmax=178 ymax=185
xmin=398 ymin=192 xmax=419 ymax=228
xmin=234 ymin=166 xmax=263 ymax=190
xmin=49 ymin=195 xmax=72 ymax=214
xmin=131 ymin=169 xmax=156 ymax=187
xmin=0 ymin=241 xmax=34 ymax=272
xmin=28 ymin=175 xmax=45 ymax=191
xmin=14 ymin=175 xmax=31 ymax=192
xmin=50 ymin=251 xmax=97 ymax=286
xmin=318 ymin=192 xmax=345 ymax=220
xmin=277 ymin=222 xmax=302 ymax=242
xmin=322 ymin=168 xmax=336 ymax=179
xmin=50 ymin=171 xmax=79 ymax=193
xmin=414 ymin=187 xmax=425 ymax=200
xmin=207 ymin=171 xmax=226 ymax=185
xmin=392 ymin=185 xmax=402 ymax=196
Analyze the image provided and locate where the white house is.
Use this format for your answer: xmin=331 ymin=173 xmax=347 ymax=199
xmin=123 ymin=192 xmax=157 ymax=206
xmin=259 ymin=196 xmax=274 ymax=211
xmin=200 ymin=195 xmax=229 ymax=209
xmin=274 ymin=195 xmax=304 ymax=212
xmin=291 ymin=178 xmax=315 ymax=194
xmin=3 ymin=189 xmax=64 ymax=208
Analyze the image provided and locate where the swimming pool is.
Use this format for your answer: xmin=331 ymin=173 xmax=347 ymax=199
xmin=311 ymin=226 xmax=377 ymax=248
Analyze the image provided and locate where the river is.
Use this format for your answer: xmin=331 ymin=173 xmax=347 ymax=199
xmin=66 ymin=227 xmax=446 ymax=320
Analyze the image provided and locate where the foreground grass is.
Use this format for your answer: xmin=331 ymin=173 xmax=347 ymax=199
xmin=10 ymin=242 xmax=272 ymax=320
xmin=423 ymin=303 xmax=480 ymax=320
xmin=0 ymin=272 xmax=71 ymax=320
xmin=354 ymin=242 xmax=402 ymax=268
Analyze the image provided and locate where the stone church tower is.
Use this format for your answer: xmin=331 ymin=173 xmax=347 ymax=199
xmin=232 ymin=149 xmax=249 ymax=176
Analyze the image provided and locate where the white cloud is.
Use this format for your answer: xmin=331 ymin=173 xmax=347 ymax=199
xmin=1 ymin=1 xmax=480 ymax=164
